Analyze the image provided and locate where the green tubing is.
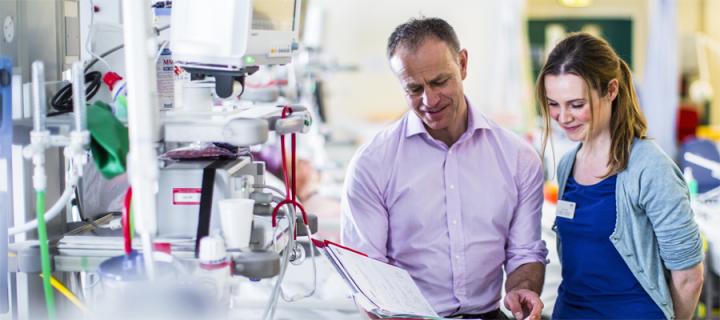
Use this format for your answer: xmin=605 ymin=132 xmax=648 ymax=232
xmin=36 ymin=191 xmax=57 ymax=320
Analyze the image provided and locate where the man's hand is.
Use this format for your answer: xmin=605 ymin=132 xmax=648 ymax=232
xmin=504 ymin=262 xmax=545 ymax=320
xmin=504 ymin=288 xmax=543 ymax=320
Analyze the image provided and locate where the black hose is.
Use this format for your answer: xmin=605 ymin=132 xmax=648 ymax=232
xmin=48 ymin=71 xmax=102 ymax=116
xmin=48 ymin=24 xmax=171 ymax=116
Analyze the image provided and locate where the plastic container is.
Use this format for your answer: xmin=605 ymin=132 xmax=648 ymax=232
xmin=684 ymin=167 xmax=698 ymax=201
xmin=196 ymin=236 xmax=231 ymax=302
xmin=156 ymin=46 xmax=174 ymax=109
xmin=102 ymin=72 xmax=128 ymax=122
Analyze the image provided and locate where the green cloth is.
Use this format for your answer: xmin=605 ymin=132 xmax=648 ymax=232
xmin=87 ymin=101 xmax=129 ymax=179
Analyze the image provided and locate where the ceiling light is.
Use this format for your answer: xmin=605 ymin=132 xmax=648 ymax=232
xmin=558 ymin=0 xmax=592 ymax=8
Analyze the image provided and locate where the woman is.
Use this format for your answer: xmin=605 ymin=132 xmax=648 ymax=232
xmin=537 ymin=33 xmax=704 ymax=319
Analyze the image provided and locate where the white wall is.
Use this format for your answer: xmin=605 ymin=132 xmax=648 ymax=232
xmin=706 ymin=0 xmax=720 ymax=125
xmin=310 ymin=0 xmax=511 ymax=133
xmin=526 ymin=0 xmax=648 ymax=81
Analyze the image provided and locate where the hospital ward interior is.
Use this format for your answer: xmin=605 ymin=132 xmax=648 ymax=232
xmin=0 ymin=0 xmax=720 ymax=319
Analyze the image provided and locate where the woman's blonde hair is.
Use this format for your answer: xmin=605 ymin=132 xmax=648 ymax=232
xmin=537 ymin=32 xmax=648 ymax=177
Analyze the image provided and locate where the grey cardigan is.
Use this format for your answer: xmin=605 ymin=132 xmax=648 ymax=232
xmin=556 ymin=139 xmax=704 ymax=319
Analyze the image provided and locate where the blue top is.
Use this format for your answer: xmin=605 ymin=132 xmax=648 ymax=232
xmin=553 ymin=174 xmax=665 ymax=319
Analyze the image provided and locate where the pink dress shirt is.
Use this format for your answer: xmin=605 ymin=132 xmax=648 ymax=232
xmin=341 ymin=100 xmax=548 ymax=316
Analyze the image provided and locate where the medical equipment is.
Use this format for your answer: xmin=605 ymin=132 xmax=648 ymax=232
xmin=171 ymin=0 xmax=301 ymax=98
xmin=0 ymin=57 xmax=12 ymax=313
xmin=5 ymin=0 xmax=323 ymax=319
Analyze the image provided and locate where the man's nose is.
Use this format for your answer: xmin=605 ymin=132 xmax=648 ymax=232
xmin=422 ymin=87 xmax=440 ymax=108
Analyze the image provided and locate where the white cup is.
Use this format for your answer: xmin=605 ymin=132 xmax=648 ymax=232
xmin=218 ymin=198 xmax=255 ymax=249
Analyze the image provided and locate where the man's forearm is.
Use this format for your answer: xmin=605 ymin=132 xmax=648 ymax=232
xmin=506 ymin=262 xmax=545 ymax=294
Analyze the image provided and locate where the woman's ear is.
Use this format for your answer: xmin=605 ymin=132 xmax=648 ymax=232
xmin=606 ymin=79 xmax=619 ymax=103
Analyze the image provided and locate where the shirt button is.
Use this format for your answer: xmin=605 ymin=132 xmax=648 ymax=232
xmin=455 ymin=255 xmax=460 ymax=260
xmin=452 ymin=220 xmax=457 ymax=225
xmin=448 ymin=150 xmax=452 ymax=154
xmin=638 ymin=269 xmax=644 ymax=273
xmin=450 ymin=184 xmax=455 ymax=189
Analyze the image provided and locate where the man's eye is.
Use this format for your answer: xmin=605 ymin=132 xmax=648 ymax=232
xmin=407 ymin=87 xmax=422 ymax=95
xmin=433 ymin=79 xmax=448 ymax=86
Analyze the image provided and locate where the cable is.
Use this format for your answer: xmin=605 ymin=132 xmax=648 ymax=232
xmin=262 ymin=204 xmax=296 ymax=320
xmin=48 ymin=71 xmax=102 ymax=116
xmin=85 ymin=0 xmax=112 ymax=71
xmin=84 ymin=25 xmax=169 ymax=71
xmin=40 ymin=275 xmax=90 ymax=315
xmin=72 ymin=185 xmax=86 ymax=221
xmin=84 ymin=43 xmax=123 ymax=71
xmin=9 ymin=174 xmax=79 ymax=235
xmin=280 ymin=220 xmax=318 ymax=303
xmin=48 ymin=23 xmax=171 ymax=116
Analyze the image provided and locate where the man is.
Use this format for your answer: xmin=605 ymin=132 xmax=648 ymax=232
xmin=341 ymin=17 xmax=548 ymax=320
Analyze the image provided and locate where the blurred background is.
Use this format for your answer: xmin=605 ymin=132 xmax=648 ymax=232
xmin=293 ymin=0 xmax=720 ymax=317
xmin=2 ymin=0 xmax=720 ymax=318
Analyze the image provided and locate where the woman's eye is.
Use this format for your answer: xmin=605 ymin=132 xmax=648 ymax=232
xmin=571 ymin=103 xmax=585 ymax=109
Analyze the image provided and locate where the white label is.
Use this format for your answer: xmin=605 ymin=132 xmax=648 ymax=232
xmin=556 ymin=200 xmax=576 ymax=219
xmin=173 ymin=188 xmax=202 ymax=205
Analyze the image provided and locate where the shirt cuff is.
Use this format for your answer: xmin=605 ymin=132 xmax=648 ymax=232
xmin=505 ymin=240 xmax=549 ymax=275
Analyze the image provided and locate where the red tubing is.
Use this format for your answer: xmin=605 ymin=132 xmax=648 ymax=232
xmin=122 ymin=187 xmax=132 ymax=255
xmin=272 ymin=106 xmax=309 ymax=234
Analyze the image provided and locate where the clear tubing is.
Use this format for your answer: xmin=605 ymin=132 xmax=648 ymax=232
xmin=31 ymin=61 xmax=46 ymax=132
xmin=71 ymin=62 xmax=87 ymax=132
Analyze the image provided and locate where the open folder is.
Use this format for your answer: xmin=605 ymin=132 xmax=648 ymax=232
xmin=312 ymin=239 xmax=440 ymax=319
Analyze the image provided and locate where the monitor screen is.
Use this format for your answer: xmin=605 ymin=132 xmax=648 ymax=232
xmin=252 ymin=0 xmax=296 ymax=32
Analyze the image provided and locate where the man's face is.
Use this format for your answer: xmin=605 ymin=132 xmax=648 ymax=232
xmin=390 ymin=38 xmax=468 ymax=133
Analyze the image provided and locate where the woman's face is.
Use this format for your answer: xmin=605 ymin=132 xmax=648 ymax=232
xmin=544 ymin=73 xmax=616 ymax=142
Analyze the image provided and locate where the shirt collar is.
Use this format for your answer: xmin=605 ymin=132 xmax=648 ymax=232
xmin=405 ymin=96 xmax=490 ymax=138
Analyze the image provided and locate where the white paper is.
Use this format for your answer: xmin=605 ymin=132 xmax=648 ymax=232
xmin=327 ymin=245 xmax=438 ymax=318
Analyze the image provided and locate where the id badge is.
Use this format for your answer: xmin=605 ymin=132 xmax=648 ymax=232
xmin=556 ymin=200 xmax=576 ymax=219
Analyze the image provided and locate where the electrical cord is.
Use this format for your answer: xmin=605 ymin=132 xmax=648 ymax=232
xmin=280 ymin=219 xmax=318 ymax=303
xmin=48 ymin=24 xmax=170 ymax=116
xmin=48 ymin=71 xmax=102 ymax=117
xmin=262 ymin=206 xmax=295 ymax=320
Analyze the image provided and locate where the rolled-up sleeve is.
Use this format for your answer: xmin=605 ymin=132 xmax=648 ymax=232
xmin=504 ymin=149 xmax=549 ymax=274
xmin=340 ymin=151 xmax=390 ymax=263
xmin=640 ymin=162 xmax=703 ymax=270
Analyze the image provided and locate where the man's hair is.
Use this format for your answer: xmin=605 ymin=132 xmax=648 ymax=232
xmin=386 ymin=17 xmax=461 ymax=58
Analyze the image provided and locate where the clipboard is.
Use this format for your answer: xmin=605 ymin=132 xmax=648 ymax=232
xmin=313 ymin=239 xmax=440 ymax=319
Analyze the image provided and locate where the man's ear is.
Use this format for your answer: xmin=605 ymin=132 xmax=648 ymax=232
xmin=458 ymin=49 xmax=468 ymax=80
